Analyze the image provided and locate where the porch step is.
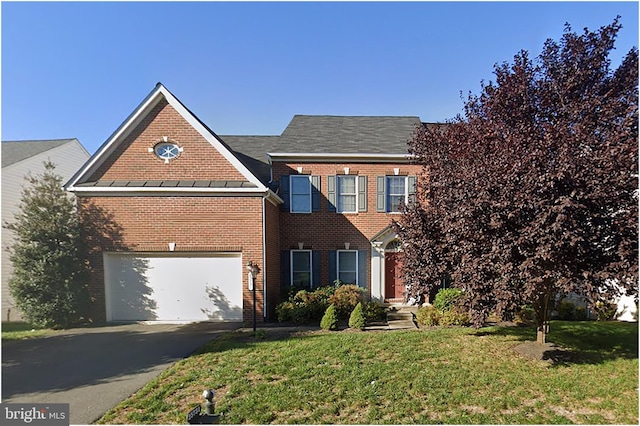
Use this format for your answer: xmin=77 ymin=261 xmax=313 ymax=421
xmin=384 ymin=306 xmax=418 ymax=330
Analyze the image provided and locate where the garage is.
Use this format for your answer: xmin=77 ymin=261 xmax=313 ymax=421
xmin=104 ymin=253 xmax=243 ymax=322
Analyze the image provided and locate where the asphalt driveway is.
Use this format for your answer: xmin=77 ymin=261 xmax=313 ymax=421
xmin=2 ymin=321 xmax=241 ymax=424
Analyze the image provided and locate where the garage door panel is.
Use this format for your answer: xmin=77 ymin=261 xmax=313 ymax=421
xmin=105 ymin=253 xmax=242 ymax=322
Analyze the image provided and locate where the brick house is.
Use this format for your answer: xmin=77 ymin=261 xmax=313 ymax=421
xmin=65 ymin=83 xmax=423 ymax=324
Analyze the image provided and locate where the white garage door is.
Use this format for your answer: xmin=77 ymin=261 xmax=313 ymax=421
xmin=104 ymin=253 xmax=243 ymax=322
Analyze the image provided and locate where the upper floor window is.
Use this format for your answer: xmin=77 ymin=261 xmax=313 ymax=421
xmin=328 ymin=175 xmax=367 ymax=213
xmin=280 ymin=175 xmax=320 ymax=213
xmin=386 ymin=176 xmax=407 ymax=213
xmin=376 ymin=175 xmax=416 ymax=213
xmin=290 ymin=175 xmax=312 ymax=213
xmin=337 ymin=176 xmax=357 ymax=213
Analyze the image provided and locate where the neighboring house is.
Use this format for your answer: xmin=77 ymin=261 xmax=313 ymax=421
xmin=2 ymin=139 xmax=90 ymax=322
xmin=65 ymin=83 xmax=423 ymax=324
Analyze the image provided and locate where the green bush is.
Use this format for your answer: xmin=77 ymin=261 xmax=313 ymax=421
xmin=556 ymin=301 xmax=576 ymax=320
xmin=329 ymin=284 xmax=367 ymax=319
xmin=574 ymin=306 xmax=588 ymax=321
xmin=348 ymin=302 xmax=366 ymax=330
xmin=440 ymin=307 xmax=471 ymax=326
xmin=415 ymin=305 xmax=440 ymax=326
xmin=275 ymin=285 xmax=336 ymax=324
xmin=433 ymin=288 xmax=464 ymax=312
xmin=514 ymin=305 xmax=536 ymax=325
xmin=363 ymin=301 xmax=386 ymax=323
xmin=320 ymin=304 xmax=339 ymax=331
xmin=594 ymin=300 xmax=619 ymax=321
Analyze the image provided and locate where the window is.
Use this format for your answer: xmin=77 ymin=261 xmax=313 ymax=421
xmin=290 ymin=176 xmax=312 ymax=213
xmin=291 ymin=250 xmax=312 ymax=287
xmin=337 ymin=176 xmax=357 ymax=213
xmin=337 ymin=250 xmax=358 ymax=285
xmin=386 ymin=176 xmax=407 ymax=213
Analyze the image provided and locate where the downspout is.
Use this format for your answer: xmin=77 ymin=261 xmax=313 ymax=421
xmin=262 ymin=193 xmax=267 ymax=322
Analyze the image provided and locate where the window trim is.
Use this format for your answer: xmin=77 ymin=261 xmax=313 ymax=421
xmin=336 ymin=249 xmax=358 ymax=286
xmin=289 ymin=175 xmax=312 ymax=214
xmin=386 ymin=176 xmax=409 ymax=214
xmin=337 ymin=175 xmax=358 ymax=213
xmin=291 ymin=249 xmax=313 ymax=287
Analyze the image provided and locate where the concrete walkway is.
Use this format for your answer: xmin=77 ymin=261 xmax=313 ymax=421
xmin=366 ymin=306 xmax=418 ymax=331
xmin=2 ymin=321 xmax=241 ymax=425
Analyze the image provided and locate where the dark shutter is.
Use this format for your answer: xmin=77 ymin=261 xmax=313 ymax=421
xmin=312 ymin=250 xmax=321 ymax=288
xmin=358 ymin=250 xmax=368 ymax=289
xmin=376 ymin=176 xmax=386 ymax=212
xmin=327 ymin=175 xmax=337 ymax=212
xmin=311 ymin=175 xmax=321 ymax=212
xmin=358 ymin=175 xmax=367 ymax=212
xmin=281 ymin=250 xmax=291 ymax=288
xmin=328 ymin=250 xmax=337 ymax=285
xmin=280 ymin=176 xmax=290 ymax=212
xmin=408 ymin=175 xmax=417 ymax=204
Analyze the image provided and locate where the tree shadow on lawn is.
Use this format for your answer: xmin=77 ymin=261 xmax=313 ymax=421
xmin=474 ymin=320 xmax=638 ymax=366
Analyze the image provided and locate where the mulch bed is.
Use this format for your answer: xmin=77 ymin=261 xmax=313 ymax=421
xmin=514 ymin=341 xmax=577 ymax=364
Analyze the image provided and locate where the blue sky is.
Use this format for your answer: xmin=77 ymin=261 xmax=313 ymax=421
xmin=2 ymin=1 xmax=638 ymax=155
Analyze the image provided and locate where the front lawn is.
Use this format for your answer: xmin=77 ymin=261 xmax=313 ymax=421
xmin=97 ymin=321 xmax=638 ymax=424
xmin=1 ymin=322 xmax=53 ymax=341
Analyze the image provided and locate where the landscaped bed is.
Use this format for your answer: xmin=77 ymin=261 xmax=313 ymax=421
xmin=97 ymin=321 xmax=638 ymax=424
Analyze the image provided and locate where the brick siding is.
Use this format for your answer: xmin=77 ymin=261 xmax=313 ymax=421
xmin=273 ymin=161 xmax=422 ymax=292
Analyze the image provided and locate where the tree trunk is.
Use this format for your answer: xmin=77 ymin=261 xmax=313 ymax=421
xmin=534 ymin=290 xmax=552 ymax=345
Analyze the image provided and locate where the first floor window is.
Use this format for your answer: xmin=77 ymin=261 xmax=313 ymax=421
xmin=337 ymin=250 xmax=358 ymax=285
xmin=291 ymin=250 xmax=312 ymax=287
xmin=386 ymin=176 xmax=407 ymax=213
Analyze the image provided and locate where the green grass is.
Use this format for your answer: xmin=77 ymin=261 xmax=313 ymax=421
xmin=1 ymin=322 xmax=53 ymax=341
xmin=97 ymin=321 xmax=638 ymax=424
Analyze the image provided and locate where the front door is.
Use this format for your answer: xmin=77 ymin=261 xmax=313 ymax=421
xmin=385 ymin=251 xmax=405 ymax=300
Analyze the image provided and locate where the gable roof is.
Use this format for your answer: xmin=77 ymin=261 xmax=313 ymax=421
xmin=65 ymin=83 xmax=269 ymax=194
xmin=2 ymin=139 xmax=79 ymax=168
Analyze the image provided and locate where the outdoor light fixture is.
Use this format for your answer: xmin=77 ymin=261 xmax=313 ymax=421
xmin=246 ymin=261 xmax=260 ymax=332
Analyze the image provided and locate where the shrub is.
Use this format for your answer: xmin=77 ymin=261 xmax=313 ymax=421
xmin=556 ymin=301 xmax=576 ymax=320
xmin=594 ymin=300 xmax=619 ymax=321
xmin=440 ymin=307 xmax=471 ymax=326
xmin=415 ymin=305 xmax=440 ymax=326
xmin=363 ymin=301 xmax=386 ymax=323
xmin=320 ymin=304 xmax=339 ymax=331
xmin=348 ymin=302 xmax=366 ymax=330
xmin=514 ymin=305 xmax=536 ymax=325
xmin=574 ymin=306 xmax=588 ymax=321
xmin=433 ymin=288 xmax=464 ymax=312
xmin=329 ymin=284 xmax=367 ymax=319
xmin=275 ymin=285 xmax=336 ymax=324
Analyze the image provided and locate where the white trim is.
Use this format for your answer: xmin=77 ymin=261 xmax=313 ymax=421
xmin=291 ymin=249 xmax=313 ymax=287
xmin=386 ymin=175 xmax=409 ymax=214
xmin=337 ymin=249 xmax=358 ymax=286
xmin=70 ymin=186 xmax=267 ymax=195
xmin=268 ymin=152 xmax=413 ymax=163
xmin=337 ymin=175 xmax=358 ymax=214
xmin=66 ymin=83 xmax=266 ymax=191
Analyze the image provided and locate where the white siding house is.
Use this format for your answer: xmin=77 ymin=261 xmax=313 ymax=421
xmin=2 ymin=139 xmax=90 ymax=322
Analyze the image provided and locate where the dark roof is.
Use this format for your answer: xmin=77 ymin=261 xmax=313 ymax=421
xmin=1 ymin=139 xmax=78 ymax=168
xmin=221 ymin=135 xmax=279 ymax=185
xmin=276 ymin=115 xmax=421 ymax=154
xmin=221 ymin=116 xmax=423 ymax=185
